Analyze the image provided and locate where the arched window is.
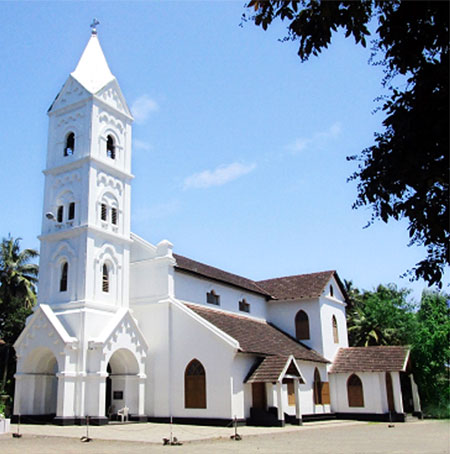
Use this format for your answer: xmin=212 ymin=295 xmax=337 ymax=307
xmin=101 ymin=203 xmax=108 ymax=221
xmin=64 ymin=132 xmax=75 ymax=156
xmin=59 ymin=262 xmax=68 ymax=292
xmin=329 ymin=284 xmax=334 ymax=297
xmin=332 ymin=315 xmax=339 ymax=343
xmin=313 ymin=368 xmax=322 ymax=405
xmin=57 ymin=205 xmax=64 ymax=223
xmin=184 ymin=359 xmax=206 ymax=409
xmin=111 ymin=207 xmax=118 ymax=225
xmin=68 ymin=202 xmax=75 ymax=220
xmin=295 ymin=310 xmax=310 ymax=340
xmin=102 ymin=264 xmax=109 ymax=293
xmin=106 ymin=135 xmax=115 ymax=159
xmin=347 ymin=374 xmax=364 ymax=407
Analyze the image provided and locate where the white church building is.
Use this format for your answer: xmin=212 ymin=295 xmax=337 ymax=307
xmin=13 ymin=29 xmax=421 ymax=426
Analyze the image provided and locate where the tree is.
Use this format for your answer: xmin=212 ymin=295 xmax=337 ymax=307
xmin=345 ymin=279 xmax=449 ymax=416
xmin=0 ymin=235 xmax=38 ymax=400
xmin=346 ymin=283 xmax=416 ymax=347
xmin=411 ymin=290 xmax=450 ymax=417
xmin=243 ymin=1 xmax=449 ymax=287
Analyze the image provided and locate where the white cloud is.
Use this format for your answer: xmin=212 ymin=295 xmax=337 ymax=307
xmin=134 ymin=139 xmax=152 ymax=151
xmin=287 ymin=122 xmax=342 ymax=154
xmin=131 ymin=95 xmax=159 ymax=124
xmin=183 ymin=162 xmax=256 ymax=190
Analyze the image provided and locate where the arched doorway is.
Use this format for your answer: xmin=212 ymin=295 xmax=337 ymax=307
xmin=347 ymin=374 xmax=364 ymax=408
xmin=105 ymin=349 xmax=140 ymax=418
xmin=22 ymin=347 xmax=58 ymax=415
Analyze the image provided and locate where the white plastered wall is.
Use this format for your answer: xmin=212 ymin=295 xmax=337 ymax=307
xmin=174 ymin=271 xmax=268 ymax=320
xmin=267 ymin=299 xmax=323 ymax=355
xmin=295 ymin=361 xmax=330 ymax=415
xmin=329 ymin=371 xmax=404 ymax=414
xmin=131 ymin=299 xmax=243 ymax=420
xmin=319 ymin=295 xmax=348 ymax=361
xmin=231 ymin=354 xmax=256 ymax=419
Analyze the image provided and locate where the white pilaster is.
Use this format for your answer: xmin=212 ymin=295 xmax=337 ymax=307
xmin=276 ymin=381 xmax=285 ymax=425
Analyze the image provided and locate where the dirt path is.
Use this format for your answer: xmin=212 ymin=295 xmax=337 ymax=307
xmin=0 ymin=420 xmax=448 ymax=454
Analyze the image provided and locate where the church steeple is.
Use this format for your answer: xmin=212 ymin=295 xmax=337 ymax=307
xmin=71 ymin=33 xmax=115 ymax=94
xmin=38 ymin=28 xmax=133 ymax=311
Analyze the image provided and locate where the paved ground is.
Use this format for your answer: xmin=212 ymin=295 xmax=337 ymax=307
xmin=0 ymin=419 xmax=448 ymax=453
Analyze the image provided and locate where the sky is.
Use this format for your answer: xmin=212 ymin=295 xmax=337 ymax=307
xmin=0 ymin=1 xmax=447 ymax=302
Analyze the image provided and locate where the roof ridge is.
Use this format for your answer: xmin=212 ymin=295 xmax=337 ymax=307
xmin=173 ymin=253 xmax=272 ymax=296
xmin=257 ymin=270 xmax=335 ymax=284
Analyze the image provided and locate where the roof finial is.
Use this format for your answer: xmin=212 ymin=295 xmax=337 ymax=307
xmin=90 ymin=18 xmax=100 ymax=35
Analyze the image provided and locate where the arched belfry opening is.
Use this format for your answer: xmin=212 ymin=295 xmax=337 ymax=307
xmin=64 ymin=132 xmax=75 ymax=156
xmin=106 ymin=135 xmax=116 ymax=159
xmin=105 ymin=349 xmax=140 ymax=419
xmin=18 ymin=347 xmax=59 ymax=417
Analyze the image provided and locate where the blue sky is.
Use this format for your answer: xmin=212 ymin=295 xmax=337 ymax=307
xmin=1 ymin=1 xmax=447 ymax=301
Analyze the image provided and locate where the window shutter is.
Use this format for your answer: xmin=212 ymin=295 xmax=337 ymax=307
xmin=321 ymin=381 xmax=330 ymax=405
xmin=287 ymin=380 xmax=296 ymax=406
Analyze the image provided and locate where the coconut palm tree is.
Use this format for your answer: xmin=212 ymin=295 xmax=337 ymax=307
xmin=0 ymin=235 xmax=38 ymax=310
xmin=0 ymin=235 xmax=38 ymax=395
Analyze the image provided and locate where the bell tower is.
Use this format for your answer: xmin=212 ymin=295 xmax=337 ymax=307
xmin=38 ymin=25 xmax=133 ymax=315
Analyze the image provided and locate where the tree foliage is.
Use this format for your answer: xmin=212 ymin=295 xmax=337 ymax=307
xmin=345 ymin=279 xmax=449 ymax=417
xmin=0 ymin=235 xmax=38 ymax=400
xmin=244 ymin=1 xmax=449 ymax=287
xmin=346 ymin=282 xmax=416 ymax=347
xmin=411 ymin=290 xmax=450 ymax=417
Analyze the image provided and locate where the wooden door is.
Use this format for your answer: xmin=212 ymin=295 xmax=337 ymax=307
xmin=252 ymin=382 xmax=267 ymax=409
xmin=386 ymin=372 xmax=395 ymax=412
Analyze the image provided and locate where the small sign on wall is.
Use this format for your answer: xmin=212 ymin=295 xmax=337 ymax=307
xmin=113 ymin=391 xmax=123 ymax=400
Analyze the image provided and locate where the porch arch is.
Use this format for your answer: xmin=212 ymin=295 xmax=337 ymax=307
xmin=105 ymin=348 xmax=141 ymax=418
xmin=19 ymin=347 xmax=59 ymax=415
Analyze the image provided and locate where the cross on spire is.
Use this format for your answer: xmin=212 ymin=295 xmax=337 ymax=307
xmin=90 ymin=18 xmax=100 ymax=35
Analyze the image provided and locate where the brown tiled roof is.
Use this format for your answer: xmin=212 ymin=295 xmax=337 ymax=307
xmin=185 ymin=303 xmax=328 ymax=363
xmin=329 ymin=346 xmax=410 ymax=373
xmin=174 ymin=254 xmax=271 ymax=297
xmin=257 ymin=271 xmax=341 ymax=301
xmin=246 ymin=356 xmax=305 ymax=383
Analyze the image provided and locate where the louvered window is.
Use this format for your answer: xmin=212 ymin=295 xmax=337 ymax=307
xmin=101 ymin=203 xmax=107 ymax=221
xmin=111 ymin=207 xmax=118 ymax=225
xmin=102 ymin=264 xmax=109 ymax=293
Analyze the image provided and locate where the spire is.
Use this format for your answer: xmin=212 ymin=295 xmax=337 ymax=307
xmin=71 ymin=26 xmax=115 ymax=94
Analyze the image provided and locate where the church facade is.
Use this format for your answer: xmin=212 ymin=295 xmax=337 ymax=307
xmin=13 ymin=30 xmax=421 ymax=426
